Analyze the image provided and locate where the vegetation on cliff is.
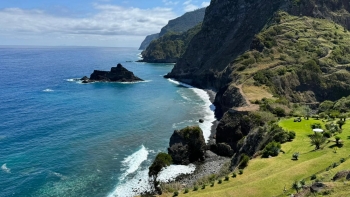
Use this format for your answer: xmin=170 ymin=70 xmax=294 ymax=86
xmin=138 ymin=8 xmax=205 ymax=50
xmin=141 ymin=23 xmax=202 ymax=63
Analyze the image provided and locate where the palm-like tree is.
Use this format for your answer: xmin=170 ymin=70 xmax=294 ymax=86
xmin=310 ymin=133 xmax=326 ymax=150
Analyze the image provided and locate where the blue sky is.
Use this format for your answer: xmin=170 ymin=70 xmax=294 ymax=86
xmin=0 ymin=0 xmax=209 ymax=47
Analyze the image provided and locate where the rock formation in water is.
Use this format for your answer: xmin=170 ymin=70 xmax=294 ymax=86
xmin=82 ymin=63 xmax=143 ymax=83
xmin=168 ymin=126 xmax=206 ymax=165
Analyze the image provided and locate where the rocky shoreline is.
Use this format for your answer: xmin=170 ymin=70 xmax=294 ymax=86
xmin=163 ymin=89 xmax=231 ymax=187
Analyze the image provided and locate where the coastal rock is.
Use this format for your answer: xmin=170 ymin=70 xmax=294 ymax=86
xmin=168 ymin=126 xmax=206 ymax=165
xmin=210 ymin=142 xmax=234 ymax=157
xmin=83 ymin=64 xmax=143 ymax=83
xmin=199 ymin=119 xmax=204 ymax=123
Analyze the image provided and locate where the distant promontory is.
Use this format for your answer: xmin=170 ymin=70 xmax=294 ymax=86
xmin=81 ymin=63 xmax=143 ymax=83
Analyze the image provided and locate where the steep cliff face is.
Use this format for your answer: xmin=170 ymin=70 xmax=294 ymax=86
xmin=167 ymin=0 xmax=350 ymax=90
xmin=139 ymin=33 xmax=159 ymax=50
xmin=138 ymin=8 xmax=206 ymax=50
xmin=141 ymin=23 xmax=202 ymax=63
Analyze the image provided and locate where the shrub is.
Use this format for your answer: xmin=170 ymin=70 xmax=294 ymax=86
xmin=332 ymin=162 xmax=339 ymax=168
xmin=311 ymin=174 xmax=317 ymax=180
xmin=239 ymin=154 xmax=250 ymax=169
xmin=335 ymin=136 xmax=341 ymax=145
xmin=300 ymin=179 xmax=306 ymax=186
xmin=274 ymin=107 xmax=286 ymax=117
xmin=218 ymin=179 xmax=222 ymax=184
xmin=173 ymin=191 xmax=179 ymax=197
xmin=232 ymin=173 xmax=237 ymax=178
xmin=292 ymin=152 xmax=299 ymax=160
xmin=292 ymin=181 xmax=301 ymax=193
xmin=311 ymin=123 xmax=322 ymax=129
xmin=210 ymin=182 xmax=214 ymax=187
xmin=201 ymin=184 xmax=206 ymax=190
xmin=184 ymin=188 xmax=189 ymax=194
xmin=239 ymin=169 xmax=244 ymax=175
xmin=262 ymin=141 xmax=281 ymax=158
xmin=149 ymin=152 xmax=173 ymax=177
xmin=225 ymin=176 xmax=229 ymax=181
xmin=323 ymin=131 xmax=331 ymax=138
xmin=193 ymin=186 xmax=198 ymax=191
xmin=310 ymin=133 xmax=326 ymax=150
xmin=288 ymin=131 xmax=296 ymax=141
xmin=340 ymin=158 xmax=346 ymax=163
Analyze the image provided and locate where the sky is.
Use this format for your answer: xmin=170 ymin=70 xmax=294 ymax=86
xmin=0 ymin=0 xmax=210 ymax=47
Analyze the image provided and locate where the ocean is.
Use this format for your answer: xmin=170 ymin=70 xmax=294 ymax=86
xmin=0 ymin=46 xmax=215 ymax=197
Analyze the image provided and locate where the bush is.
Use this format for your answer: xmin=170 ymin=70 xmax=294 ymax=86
xmin=310 ymin=133 xmax=326 ymax=150
xmin=173 ymin=191 xmax=179 ymax=197
xmin=193 ymin=186 xmax=198 ymax=191
xmin=184 ymin=188 xmax=189 ymax=193
xmin=274 ymin=107 xmax=286 ymax=117
xmin=239 ymin=154 xmax=250 ymax=169
xmin=218 ymin=179 xmax=222 ymax=184
xmin=332 ymin=162 xmax=339 ymax=168
xmin=292 ymin=152 xmax=299 ymax=160
xmin=300 ymin=179 xmax=306 ymax=186
xmin=149 ymin=152 xmax=173 ymax=177
xmin=225 ymin=176 xmax=229 ymax=181
xmin=201 ymin=184 xmax=206 ymax=190
xmin=262 ymin=141 xmax=281 ymax=158
xmin=239 ymin=169 xmax=244 ymax=175
xmin=311 ymin=123 xmax=322 ymax=129
xmin=210 ymin=182 xmax=214 ymax=187
xmin=340 ymin=158 xmax=346 ymax=163
xmin=323 ymin=131 xmax=332 ymax=138
xmin=232 ymin=173 xmax=237 ymax=178
xmin=311 ymin=174 xmax=317 ymax=180
xmin=288 ymin=131 xmax=296 ymax=141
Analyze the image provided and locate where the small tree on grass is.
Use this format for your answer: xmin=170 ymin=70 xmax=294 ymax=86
xmin=292 ymin=152 xmax=299 ymax=160
xmin=262 ymin=141 xmax=281 ymax=158
xmin=239 ymin=154 xmax=250 ymax=169
xmin=337 ymin=120 xmax=345 ymax=129
xmin=292 ymin=181 xmax=302 ymax=193
xmin=335 ymin=136 xmax=341 ymax=146
xmin=310 ymin=133 xmax=326 ymax=150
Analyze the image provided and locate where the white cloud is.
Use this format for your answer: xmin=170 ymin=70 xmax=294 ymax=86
xmin=184 ymin=4 xmax=198 ymax=12
xmin=162 ymin=0 xmax=179 ymax=6
xmin=0 ymin=4 xmax=176 ymax=46
xmin=201 ymin=1 xmax=210 ymax=7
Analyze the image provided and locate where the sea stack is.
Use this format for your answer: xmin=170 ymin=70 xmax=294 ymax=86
xmin=83 ymin=63 xmax=143 ymax=83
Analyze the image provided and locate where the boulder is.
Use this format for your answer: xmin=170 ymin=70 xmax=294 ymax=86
xmin=310 ymin=182 xmax=326 ymax=193
xmin=83 ymin=63 xmax=143 ymax=83
xmin=210 ymin=142 xmax=234 ymax=157
xmin=199 ymin=119 xmax=204 ymax=123
xmin=168 ymin=126 xmax=206 ymax=165
xmin=333 ymin=170 xmax=350 ymax=181
xmin=81 ymin=76 xmax=89 ymax=81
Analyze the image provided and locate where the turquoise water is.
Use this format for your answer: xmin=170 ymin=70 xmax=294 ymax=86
xmin=0 ymin=47 xmax=214 ymax=197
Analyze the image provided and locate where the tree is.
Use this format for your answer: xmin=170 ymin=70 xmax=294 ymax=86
xmin=335 ymin=136 xmax=341 ymax=146
xmin=337 ymin=120 xmax=345 ymax=129
xmin=310 ymin=133 xmax=326 ymax=150
xmin=292 ymin=181 xmax=301 ymax=193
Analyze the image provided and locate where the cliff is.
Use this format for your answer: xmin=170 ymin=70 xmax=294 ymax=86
xmin=138 ymin=33 xmax=159 ymax=50
xmin=138 ymin=8 xmax=206 ymax=50
xmin=141 ymin=23 xmax=202 ymax=63
xmin=167 ymin=0 xmax=350 ymax=90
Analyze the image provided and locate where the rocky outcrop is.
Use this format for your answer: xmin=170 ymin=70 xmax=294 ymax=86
xmin=139 ymin=33 xmax=159 ymax=50
xmin=168 ymin=126 xmax=206 ymax=165
xmin=333 ymin=170 xmax=350 ymax=181
xmin=83 ymin=64 xmax=143 ymax=83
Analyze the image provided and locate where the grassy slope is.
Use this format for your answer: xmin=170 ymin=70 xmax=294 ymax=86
xmin=232 ymin=12 xmax=350 ymax=101
xmin=164 ymin=118 xmax=350 ymax=197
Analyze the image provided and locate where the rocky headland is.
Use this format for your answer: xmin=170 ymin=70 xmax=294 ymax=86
xmin=81 ymin=63 xmax=143 ymax=83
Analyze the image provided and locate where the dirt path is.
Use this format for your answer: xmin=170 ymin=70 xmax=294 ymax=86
xmin=233 ymin=84 xmax=260 ymax=112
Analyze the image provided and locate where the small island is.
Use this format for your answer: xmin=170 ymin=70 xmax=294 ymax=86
xmin=81 ymin=63 xmax=143 ymax=83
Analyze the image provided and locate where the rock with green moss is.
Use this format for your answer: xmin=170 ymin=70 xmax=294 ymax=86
xmin=168 ymin=126 xmax=206 ymax=165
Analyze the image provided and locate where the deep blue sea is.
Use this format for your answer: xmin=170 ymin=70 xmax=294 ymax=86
xmin=0 ymin=47 xmax=215 ymax=197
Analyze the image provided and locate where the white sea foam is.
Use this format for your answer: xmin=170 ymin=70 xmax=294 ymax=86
xmin=66 ymin=78 xmax=80 ymax=82
xmin=167 ymin=78 xmax=216 ymax=142
xmin=2 ymin=163 xmax=11 ymax=173
xmin=108 ymin=169 xmax=151 ymax=197
xmin=108 ymin=145 xmax=149 ymax=197
xmin=43 ymin=89 xmax=54 ymax=92
xmin=118 ymin=80 xmax=151 ymax=84
xmin=157 ymin=164 xmax=196 ymax=183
